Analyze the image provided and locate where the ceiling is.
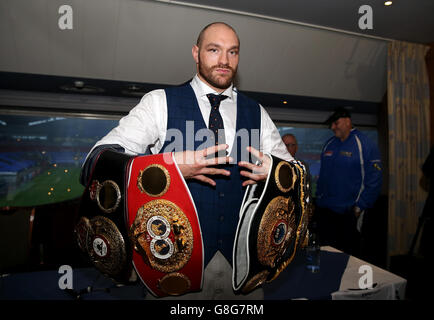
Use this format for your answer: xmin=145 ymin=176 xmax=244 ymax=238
xmin=172 ymin=0 xmax=434 ymax=44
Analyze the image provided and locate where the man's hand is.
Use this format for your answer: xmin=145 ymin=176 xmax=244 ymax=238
xmin=173 ymin=144 xmax=232 ymax=186
xmin=238 ymin=146 xmax=271 ymax=187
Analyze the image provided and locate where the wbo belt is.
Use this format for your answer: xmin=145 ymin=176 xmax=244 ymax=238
xmin=232 ymin=153 xmax=313 ymax=294
xmin=74 ymin=150 xmax=204 ymax=297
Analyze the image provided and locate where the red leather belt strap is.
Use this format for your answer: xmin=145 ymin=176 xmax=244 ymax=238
xmin=126 ymin=153 xmax=204 ymax=297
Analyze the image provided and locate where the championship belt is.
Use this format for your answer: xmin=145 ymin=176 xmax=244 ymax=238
xmin=75 ymin=151 xmax=204 ymax=297
xmin=127 ymin=153 xmax=204 ymax=297
xmin=74 ymin=149 xmax=135 ymax=282
xmin=232 ymin=154 xmax=311 ymax=294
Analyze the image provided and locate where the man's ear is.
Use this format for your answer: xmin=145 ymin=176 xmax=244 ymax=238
xmin=192 ymin=45 xmax=199 ymax=64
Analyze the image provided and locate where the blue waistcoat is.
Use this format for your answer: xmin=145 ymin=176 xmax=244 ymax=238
xmin=160 ymin=83 xmax=261 ymax=266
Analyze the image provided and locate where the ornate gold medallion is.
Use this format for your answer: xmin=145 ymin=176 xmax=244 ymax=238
xmin=137 ymin=164 xmax=170 ymax=197
xmin=130 ymin=199 xmax=193 ymax=273
xmin=87 ymin=216 xmax=127 ymax=276
xmin=257 ymin=196 xmax=296 ymax=268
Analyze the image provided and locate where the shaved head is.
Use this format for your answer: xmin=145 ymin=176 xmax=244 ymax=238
xmin=196 ymin=22 xmax=240 ymax=48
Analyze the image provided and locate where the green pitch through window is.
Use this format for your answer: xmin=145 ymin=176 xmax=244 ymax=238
xmin=0 ymin=114 xmax=118 ymax=207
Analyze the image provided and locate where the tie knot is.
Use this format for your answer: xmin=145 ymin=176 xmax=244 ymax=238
xmin=207 ymin=93 xmax=228 ymax=108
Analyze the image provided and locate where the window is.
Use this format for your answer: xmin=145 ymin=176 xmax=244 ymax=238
xmin=277 ymin=124 xmax=379 ymax=197
xmin=0 ymin=113 xmax=119 ymax=207
xmin=0 ymin=112 xmax=380 ymax=206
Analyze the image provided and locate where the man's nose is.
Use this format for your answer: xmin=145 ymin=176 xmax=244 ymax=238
xmin=219 ymin=52 xmax=229 ymax=65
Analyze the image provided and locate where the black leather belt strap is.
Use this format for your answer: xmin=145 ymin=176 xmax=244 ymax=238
xmin=233 ymin=154 xmax=311 ymax=294
xmin=75 ymin=149 xmax=135 ymax=282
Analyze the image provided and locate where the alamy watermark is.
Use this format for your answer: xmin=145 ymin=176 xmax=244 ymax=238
xmin=58 ymin=264 xmax=73 ymax=290
xmin=358 ymin=5 xmax=373 ymax=30
xmin=58 ymin=5 xmax=73 ymax=30
xmin=358 ymin=265 xmax=374 ymax=289
xmin=58 ymin=4 xmax=373 ymax=32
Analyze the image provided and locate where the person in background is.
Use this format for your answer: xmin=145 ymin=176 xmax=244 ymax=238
xmin=315 ymin=107 xmax=382 ymax=257
xmin=282 ymin=133 xmax=298 ymax=158
xmin=282 ymin=133 xmax=314 ymax=226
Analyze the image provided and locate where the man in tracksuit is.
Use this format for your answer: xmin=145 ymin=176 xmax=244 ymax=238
xmin=315 ymin=108 xmax=382 ymax=257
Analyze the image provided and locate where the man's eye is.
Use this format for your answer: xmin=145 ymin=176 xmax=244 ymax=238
xmin=209 ymin=48 xmax=217 ymax=52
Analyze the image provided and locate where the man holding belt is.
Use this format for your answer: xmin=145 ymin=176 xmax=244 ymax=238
xmin=80 ymin=22 xmax=293 ymax=299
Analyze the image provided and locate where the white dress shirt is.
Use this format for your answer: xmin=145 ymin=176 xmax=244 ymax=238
xmin=94 ymin=74 xmax=292 ymax=162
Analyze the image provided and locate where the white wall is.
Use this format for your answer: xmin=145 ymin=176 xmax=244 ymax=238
xmin=0 ymin=0 xmax=388 ymax=103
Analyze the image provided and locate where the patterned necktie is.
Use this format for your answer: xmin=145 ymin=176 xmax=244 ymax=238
xmin=207 ymin=93 xmax=228 ymax=146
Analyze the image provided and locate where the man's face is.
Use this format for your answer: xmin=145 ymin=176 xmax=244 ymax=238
xmin=331 ymin=117 xmax=352 ymax=141
xmin=283 ymin=135 xmax=298 ymax=157
xmin=192 ymin=24 xmax=239 ymax=92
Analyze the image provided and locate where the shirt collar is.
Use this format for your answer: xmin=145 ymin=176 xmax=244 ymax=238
xmin=191 ymin=74 xmax=235 ymax=101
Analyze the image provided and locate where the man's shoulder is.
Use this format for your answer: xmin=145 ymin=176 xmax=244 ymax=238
xmin=162 ymin=81 xmax=195 ymax=98
xmin=236 ymin=90 xmax=262 ymax=118
xmin=351 ymin=129 xmax=375 ymax=146
xmin=322 ymin=135 xmax=337 ymax=150
xmin=236 ymin=89 xmax=259 ymax=105
xmin=138 ymin=88 xmax=166 ymax=104
xmin=352 ymin=128 xmax=366 ymax=138
xmin=350 ymin=129 xmax=381 ymax=159
xmin=141 ymin=82 xmax=192 ymax=102
xmin=146 ymin=88 xmax=166 ymax=95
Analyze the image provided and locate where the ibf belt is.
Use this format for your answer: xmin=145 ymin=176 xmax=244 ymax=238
xmin=232 ymin=154 xmax=311 ymax=294
xmin=127 ymin=153 xmax=204 ymax=297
